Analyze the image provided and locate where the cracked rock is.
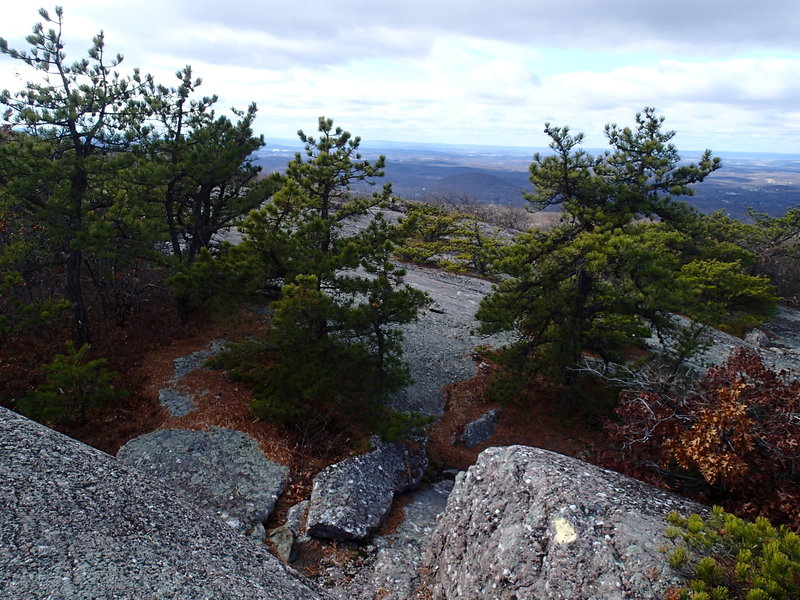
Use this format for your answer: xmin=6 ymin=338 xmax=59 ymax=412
xmin=306 ymin=437 xmax=428 ymax=541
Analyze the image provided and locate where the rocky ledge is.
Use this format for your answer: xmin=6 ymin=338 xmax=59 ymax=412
xmin=424 ymin=446 xmax=708 ymax=600
xmin=0 ymin=407 xmax=332 ymax=600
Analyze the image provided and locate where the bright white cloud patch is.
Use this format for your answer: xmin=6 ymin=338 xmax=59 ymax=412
xmin=1 ymin=0 xmax=799 ymax=152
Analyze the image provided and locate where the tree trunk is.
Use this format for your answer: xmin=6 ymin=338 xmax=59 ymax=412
xmin=175 ymin=294 xmax=191 ymax=325
xmin=67 ymin=167 xmax=91 ymax=346
xmin=66 ymin=247 xmax=91 ymax=347
xmin=563 ymin=268 xmax=592 ymax=383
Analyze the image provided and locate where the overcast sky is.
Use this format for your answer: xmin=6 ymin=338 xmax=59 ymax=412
xmin=2 ymin=1 xmax=799 ymax=154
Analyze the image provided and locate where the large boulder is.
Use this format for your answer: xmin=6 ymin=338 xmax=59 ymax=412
xmin=306 ymin=438 xmax=428 ymax=541
xmin=0 ymin=407 xmax=331 ymax=600
xmin=117 ymin=427 xmax=288 ymax=531
xmin=425 ymin=446 xmax=706 ymax=600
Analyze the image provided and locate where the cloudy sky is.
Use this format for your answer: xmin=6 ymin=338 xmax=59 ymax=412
xmin=2 ymin=1 xmax=799 ymax=153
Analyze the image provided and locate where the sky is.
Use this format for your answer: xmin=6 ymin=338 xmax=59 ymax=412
xmin=1 ymin=1 xmax=799 ymax=154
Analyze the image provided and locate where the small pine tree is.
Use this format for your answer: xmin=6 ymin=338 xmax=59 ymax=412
xmin=20 ymin=342 xmax=126 ymax=425
xmin=665 ymin=507 xmax=800 ymax=600
xmin=477 ymin=108 xmax=775 ymax=382
xmin=226 ymin=118 xmax=428 ymax=426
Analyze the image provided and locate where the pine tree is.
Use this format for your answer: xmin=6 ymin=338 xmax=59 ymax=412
xmin=1 ymin=7 xmax=148 ymax=344
xmin=232 ymin=118 xmax=429 ymax=421
xmin=477 ymin=108 xmax=776 ymax=381
xmin=135 ymin=67 xmax=271 ymax=322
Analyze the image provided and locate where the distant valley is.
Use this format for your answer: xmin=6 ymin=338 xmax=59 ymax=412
xmin=255 ymin=140 xmax=800 ymax=220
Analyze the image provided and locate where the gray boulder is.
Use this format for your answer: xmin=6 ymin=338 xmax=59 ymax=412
xmin=459 ymin=409 xmax=500 ymax=447
xmin=0 ymin=407 xmax=331 ymax=600
xmin=306 ymin=438 xmax=428 ymax=541
xmin=425 ymin=446 xmax=706 ymax=600
xmin=744 ymin=328 xmax=770 ymax=347
xmin=117 ymin=427 xmax=288 ymax=531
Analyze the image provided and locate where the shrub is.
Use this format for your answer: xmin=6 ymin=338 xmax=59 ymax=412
xmin=19 ymin=342 xmax=126 ymax=424
xmin=664 ymin=506 xmax=800 ymax=600
xmin=371 ymin=408 xmax=434 ymax=443
xmin=602 ymin=348 xmax=800 ymax=528
xmin=207 ymin=337 xmax=431 ymax=441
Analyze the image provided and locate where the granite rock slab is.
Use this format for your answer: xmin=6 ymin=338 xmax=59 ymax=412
xmin=0 ymin=407 xmax=331 ymax=600
xmin=425 ymin=446 xmax=707 ymax=600
xmin=306 ymin=438 xmax=428 ymax=541
xmin=117 ymin=427 xmax=288 ymax=531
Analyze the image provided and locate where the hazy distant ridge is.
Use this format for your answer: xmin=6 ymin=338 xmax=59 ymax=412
xmin=256 ymin=141 xmax=800 ymax=218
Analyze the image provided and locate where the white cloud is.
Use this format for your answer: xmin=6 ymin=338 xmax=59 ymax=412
xmin=2 ymin=1 xmax=799 ymax=152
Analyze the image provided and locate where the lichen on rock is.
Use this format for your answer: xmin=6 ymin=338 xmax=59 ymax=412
xmin=424 ymin=445 xmax=707 ymax=600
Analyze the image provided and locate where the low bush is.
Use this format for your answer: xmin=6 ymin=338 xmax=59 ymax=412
xmin=602 ymin=348 xmax=800 ymax=528
xmin=208 ymin=338 xmax=432 ymax=441
xmin=665 ymin=506 xmax=800 ymax=600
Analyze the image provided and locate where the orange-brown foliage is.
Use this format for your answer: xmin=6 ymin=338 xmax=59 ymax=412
xmin=602 ymin=348 xmax=800 ymax=529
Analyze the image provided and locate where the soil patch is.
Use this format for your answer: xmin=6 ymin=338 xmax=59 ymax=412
xmin=427 ymin=359 xmax=601 ymax=473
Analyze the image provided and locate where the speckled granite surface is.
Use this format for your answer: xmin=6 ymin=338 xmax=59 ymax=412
xmin=0 ymin=407 xmax=334 ymax=600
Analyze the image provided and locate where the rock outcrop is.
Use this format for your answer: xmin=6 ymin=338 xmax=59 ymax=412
xmin=425 ymin=446 xmax=706 ymax=600
xmin=459 ymin=409 xmax=500 ymax=447
xmin=117 ymin=427 xmax=288 ymax=531
xmin=390 ymin=264 xmax=512 ymax=416
xmin=157 ymin=340 xmax=228 ymax=417
xmin=306 ymin=437 xmax=428 ymax=541
xmin=0 ymin=407 xmax=331 ymax=600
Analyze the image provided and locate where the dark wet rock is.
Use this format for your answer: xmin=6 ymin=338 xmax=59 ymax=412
xmin=306 ymin=438 xmax=428 ymax=541
xmin=425 ymin=446 xmax=707 ymax=600
xmin=459 ymin=409 xmax=500 ymax=448
xmin=0 ymin=407 xmax=332 ymax=600
xmin=117 ymin=427 xmax=288 ymax=532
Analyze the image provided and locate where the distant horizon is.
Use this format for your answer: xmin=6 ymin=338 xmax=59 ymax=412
xmin=259 ymin=137 xmax=800 ymax=160
xmin=2 ymin=2 xmax=799 ymax=155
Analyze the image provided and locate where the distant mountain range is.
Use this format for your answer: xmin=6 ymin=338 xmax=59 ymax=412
xmin=255 ymin=140 xmax=800 ymax=220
